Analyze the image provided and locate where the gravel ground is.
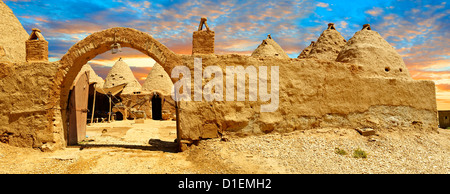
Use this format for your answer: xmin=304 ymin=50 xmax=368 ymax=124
xmin=186 ymin=127 xmax=450 ymax=174
xmin=1 ymin=123 xmax=449 ymax=174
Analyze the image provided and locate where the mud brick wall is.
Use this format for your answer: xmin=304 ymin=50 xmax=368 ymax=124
xmin=0 ymin=61 xmax=60 ymax=150
xmin=192 ymin=30 xmax=214 ymax=54
xmin=0 ymin=27 xmax=438 ymax=151
xmin=176 ymin=55 xmax=438 ymax=142
xmin=26 ymin=40 xmax=48 ymax=62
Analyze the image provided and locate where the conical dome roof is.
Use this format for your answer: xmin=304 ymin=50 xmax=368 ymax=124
xmin=251 ymin=34 xmax=289 ymax=58
xmin=103 ymin=59 xmax=142 ymax=94
xmin=0 ymin=1 xmax=29 ymax=63
xmin=142 ymin=63 xmax=173 ymax=95
xmin=74 ymin=64 xmax=104 ymax=87
xmin=307 ymin=23 xmax=347 ymax=61
xmin=297 ymin=41 xmax=315 ymax=59
xmin=336 ymin=24 xmax=411 ymax=79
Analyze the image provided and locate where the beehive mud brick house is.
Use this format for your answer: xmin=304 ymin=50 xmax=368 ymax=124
xmin=0 ymin=1 xmax=438 ymax=151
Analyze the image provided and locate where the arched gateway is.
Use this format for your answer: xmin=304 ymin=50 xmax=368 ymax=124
xmin=48 ymin=27 xmax=182 ymax=148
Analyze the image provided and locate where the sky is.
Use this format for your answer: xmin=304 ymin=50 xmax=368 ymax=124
xmin=4 ymin=0 xmax=450 ymax=109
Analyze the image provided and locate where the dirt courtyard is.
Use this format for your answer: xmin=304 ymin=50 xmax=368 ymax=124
xmin=0 ymin=120 xmax=449 ymax=174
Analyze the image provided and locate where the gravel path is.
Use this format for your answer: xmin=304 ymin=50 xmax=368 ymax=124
xmin=1 ymin=123 xmax=449 ymax=174
xmin=186 ymin=127 xmax=450 ymax=174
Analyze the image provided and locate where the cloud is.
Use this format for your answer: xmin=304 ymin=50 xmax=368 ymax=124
xmin=43 ymin=21 xmax=105 ymax=36
xmin=130 ymin=67 xmax=153 ymax=85
xmin=365 ymin=7 xmax=384 ymax=16
xmin=166 ymin=41 xmax=192 ymax=55
xmin=437 ymin=84 xmax=450 ymax=92
xmin=89 ymin=47 xmax=156 ymax=66
xmin=317 ymin=2 xmax=329 ymax=8
xmin=436 ymin=98 xmax=450 ymax=110
xmin=7 ymin=0 xmax=317 ymax=59
xmin=217 ymin=39 xmax=261 ymax=52
xmin=316 ymin=2 xmax=332 ymax=11
xmin=340 ymin=21 xmax=348 ymax=29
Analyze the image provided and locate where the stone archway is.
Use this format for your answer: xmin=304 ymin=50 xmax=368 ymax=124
xmin=48 ymin=27 xmax=182 ymax=147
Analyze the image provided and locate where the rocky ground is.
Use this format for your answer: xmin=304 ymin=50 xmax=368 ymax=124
xmin=0 ymin=120 xmax=449 ymax=174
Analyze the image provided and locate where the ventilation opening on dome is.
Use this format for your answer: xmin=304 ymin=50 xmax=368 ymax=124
xmin=28 ymin=28 xmax=45 ymax=41
xmin=362 ymin=24 xmax=371 ymax=30
xmin=327 ymin=23 xmax=336 ymax=30
xmin=385 ymin=67 xmax=390 ymax=72
xmin=399 ymin=68 xmax=403 ymax=72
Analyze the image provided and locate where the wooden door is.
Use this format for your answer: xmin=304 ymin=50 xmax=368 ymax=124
xmin=444 ymin=115 xmax=449 ymax=128
xmin=68 ymin=71 xmax=90 ymax=145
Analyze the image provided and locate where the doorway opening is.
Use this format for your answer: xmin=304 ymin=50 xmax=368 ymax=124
xmin=67 ymin=48 xmax=177 ymax=151
xmin=152 ymin=93 xmax=162 ymax=120
xmin=59 ymin=28 xmax=181 ymax=152
xmin=115 ymin=111 xmax=124 ymax=121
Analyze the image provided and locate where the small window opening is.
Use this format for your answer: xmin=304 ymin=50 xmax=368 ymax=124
xmin=385 ymin=67 xmax=390 ymax=72
xmin=399 ymin=68 xmax=403 ymax=72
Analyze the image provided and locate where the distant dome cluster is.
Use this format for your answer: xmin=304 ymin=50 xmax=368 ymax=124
xmin=251 ymin=23 xmax=411 ymax=79
xmin=98 ymin=58 xmax=173 ymax=95
xmin=74 ymin=57 xmax=175 ymax=121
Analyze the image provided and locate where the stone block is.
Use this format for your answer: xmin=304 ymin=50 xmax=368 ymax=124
xmin=26 ymin=40 xmax=48 ymax=62
xmin=192 ymin=30 xmax=214 ymax=54
xmin=201 ymin=123 xmax=218 ymax=139
xmin=355 ymin=128 xmax=376 ymax=136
